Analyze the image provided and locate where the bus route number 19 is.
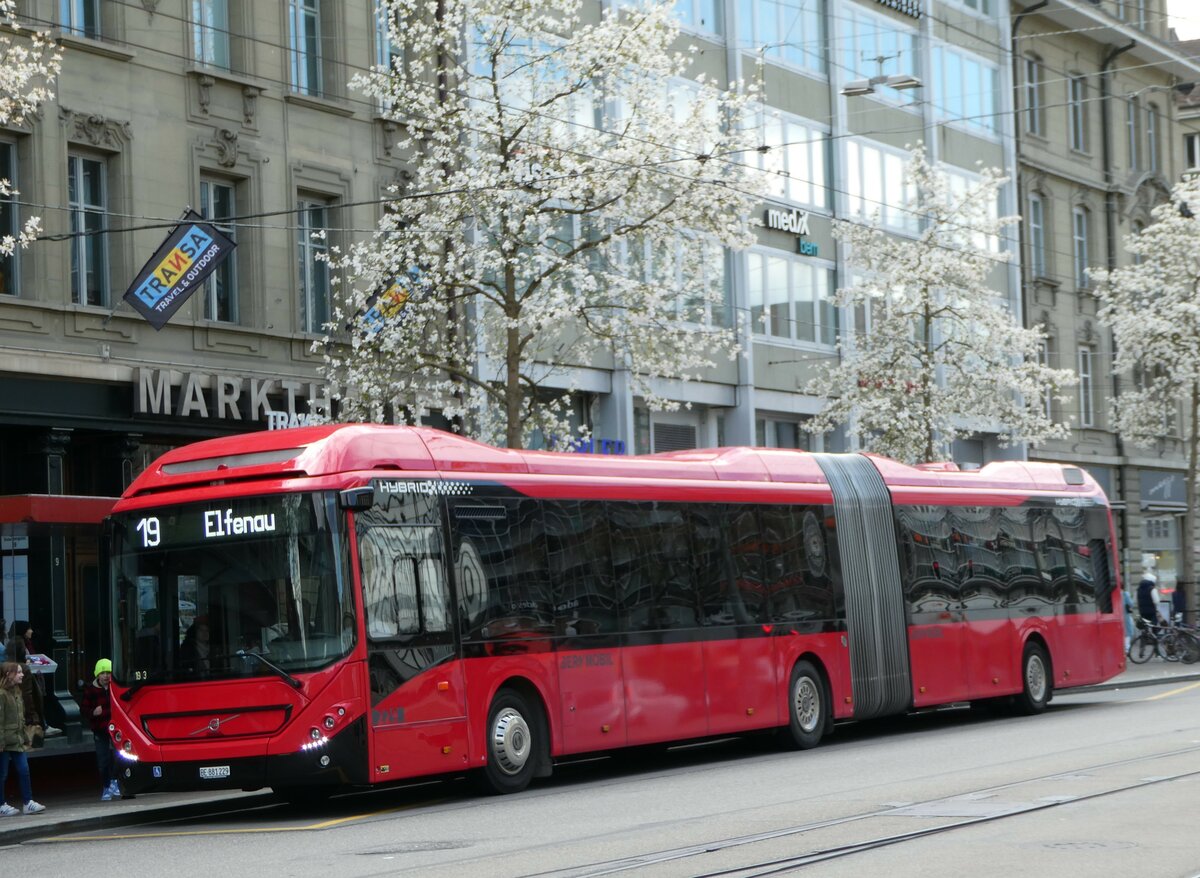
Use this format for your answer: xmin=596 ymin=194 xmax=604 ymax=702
xmin=136 ymin=516 xmax=161 ymax=548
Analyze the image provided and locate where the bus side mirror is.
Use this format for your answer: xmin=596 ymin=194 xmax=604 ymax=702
xmin=338 ymin=488 xmax=374 ymax=511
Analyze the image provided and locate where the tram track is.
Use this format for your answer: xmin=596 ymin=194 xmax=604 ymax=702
xmin=521 ymin=745 xmax=1200 ymax=878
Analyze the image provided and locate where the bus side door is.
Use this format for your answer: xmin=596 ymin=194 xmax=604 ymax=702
xmin=360 ymin=525 xmax=468 ymax=781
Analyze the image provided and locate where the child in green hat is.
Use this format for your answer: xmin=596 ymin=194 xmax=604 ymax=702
xmin=81 ymin=658 xmax=118 ymax=801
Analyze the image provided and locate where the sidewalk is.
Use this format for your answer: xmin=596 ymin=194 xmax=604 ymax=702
xmin=3 ymin=659 xmax=1197 ymax=845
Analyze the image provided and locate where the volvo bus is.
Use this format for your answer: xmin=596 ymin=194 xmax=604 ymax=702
xmin=105 ymin=425 xmax=1125 ymax=800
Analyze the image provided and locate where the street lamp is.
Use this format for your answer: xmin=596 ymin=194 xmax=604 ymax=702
xmin=841 ymin=54 xmax=923 ymax=97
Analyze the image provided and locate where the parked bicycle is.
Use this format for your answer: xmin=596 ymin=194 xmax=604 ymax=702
xmin=1128 ymin=618 xmax=1200 ymax=664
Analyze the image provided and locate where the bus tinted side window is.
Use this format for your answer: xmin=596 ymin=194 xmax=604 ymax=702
xmin=895 ymin=506 xmax=957 ymax=616
xmin=359 ymin=526 xmax=446 ymax=638
xmin=544 ymin=500 xmax=618 ymax=637
xmin=609 ymin=502 xmax=700 ymax=631
xmin=451 ymin=497 xmax=552 ymax=642
xmin=1086 ymin=508 xmax=1115 ymax=613
xmin=761 ymin=506 xmax=835 ymax=628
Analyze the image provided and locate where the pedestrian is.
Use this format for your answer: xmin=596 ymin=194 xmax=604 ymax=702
xmin=0 ymin=661 xmax=46 ymax=815
xmin=80 ymin=658 xmax=118 ymax=801
xmin=1122 ymin=587 xmax=1136 ymax=652
xmin=2 ymin=635 xmax=46 ymax=746
xmin=7 ymin=618 xmax=62 ymax=738
xmin=1137 ymin=572 xmax=1168 ymax=626
xmin=1173 ymin=584 xmax=1188 ymax=626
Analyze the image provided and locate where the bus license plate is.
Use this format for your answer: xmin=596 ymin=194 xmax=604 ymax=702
xmin=199 ymin=765 xmax=231 ymax=780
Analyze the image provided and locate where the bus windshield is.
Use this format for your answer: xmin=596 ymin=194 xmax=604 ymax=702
xmin=109 ymin=492 xmax=354 ymax=685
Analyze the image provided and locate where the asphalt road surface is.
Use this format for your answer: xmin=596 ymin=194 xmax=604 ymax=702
xmin=9 ymin=678 xmax=1200 ymax=877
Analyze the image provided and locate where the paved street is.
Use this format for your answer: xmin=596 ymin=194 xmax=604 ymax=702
xmin=4 ymin=657 xmax=1195 ymax=858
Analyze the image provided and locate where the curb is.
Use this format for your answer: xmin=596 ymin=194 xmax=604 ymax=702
xmin=4 ymin=791 xmax=278 ymax=846
xmin=1070 ymin=671 xmax=1200 ymax=694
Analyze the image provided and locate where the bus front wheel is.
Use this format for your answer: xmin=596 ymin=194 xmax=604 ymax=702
xmin=1015 ymin=642 xmax=1052 ymax=715
xmin=479 ymin=689 xmax=542 ymax=795
xmin=785 ymin=660 xmax=826 ymax=750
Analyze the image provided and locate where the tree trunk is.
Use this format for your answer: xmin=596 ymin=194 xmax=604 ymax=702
xmin=504 ymin=262 xmax=523 ymax=449
xmin=1184 ymin=380 xmax=1199 ymax=624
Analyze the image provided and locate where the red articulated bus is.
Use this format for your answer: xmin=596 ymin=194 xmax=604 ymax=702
xmin=105 ymin=424 xmax=1125 ymax=800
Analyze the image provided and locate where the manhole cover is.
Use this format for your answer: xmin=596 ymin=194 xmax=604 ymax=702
xmin=1041 ymin=841 xmax=1136 ymax=852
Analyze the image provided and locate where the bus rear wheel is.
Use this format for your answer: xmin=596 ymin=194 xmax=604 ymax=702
xmin=1015 ymin=642 xmax=1051 ymax=715
xmin=479 ymin=689 xmax=543 ymax=795
xmin=785 ymin=660 xmax=826 ymax=750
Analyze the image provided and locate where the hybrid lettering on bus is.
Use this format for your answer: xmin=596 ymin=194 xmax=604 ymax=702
xmin=105 ymin=425 xmax=1125 ymax=800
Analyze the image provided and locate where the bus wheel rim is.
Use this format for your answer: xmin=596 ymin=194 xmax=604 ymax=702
xmin=491 ymin=707 xmax=531 ymax=776
xmin=794 ymin=677 xmax=820 ymax=733
xmin=1026 ymin=653 xmax=1047 ymax=702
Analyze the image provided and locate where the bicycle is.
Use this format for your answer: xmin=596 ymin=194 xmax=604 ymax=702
xmin=1128 ymin=619 xmax=1200 ymax=664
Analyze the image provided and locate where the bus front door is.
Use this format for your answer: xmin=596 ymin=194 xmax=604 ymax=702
xmin=360 ymin=525 xmax=468 ymax=781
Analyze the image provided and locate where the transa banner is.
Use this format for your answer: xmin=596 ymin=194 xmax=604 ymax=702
xmin=123 ymin=210 xmax=236 ymax=330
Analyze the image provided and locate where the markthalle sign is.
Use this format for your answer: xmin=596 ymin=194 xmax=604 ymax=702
xmin=123 ymin=210 xmax=236 ymax=330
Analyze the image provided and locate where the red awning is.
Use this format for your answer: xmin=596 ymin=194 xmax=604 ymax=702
xmin=0 ymin=495 xmax=117 ymax=525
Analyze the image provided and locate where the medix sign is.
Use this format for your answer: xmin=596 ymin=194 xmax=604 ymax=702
xmin=134 ymin=367 xmax=330 ymax=423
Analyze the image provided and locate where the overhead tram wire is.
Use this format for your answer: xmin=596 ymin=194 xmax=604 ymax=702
xmin=19 ymin=0 xmax=1200 ymax=214
xmin=10 ymin=5 xmax=1190 ymax=272
xmin=35 ymin=0 xmax=1198 ymax=167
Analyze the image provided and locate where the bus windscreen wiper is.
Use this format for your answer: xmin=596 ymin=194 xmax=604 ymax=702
xmin=235 ymin=649 xmax=303 ymax=690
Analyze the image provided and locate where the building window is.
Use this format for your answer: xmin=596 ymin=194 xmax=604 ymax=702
xmin=845 ymin=138 xmax=916 ymax=234
xmin=298 ymin=198 xmax=331 ymax=333
xmin=1133 ymin=221 xmax=1145 ymax=265
xmin=1186 ymin=133 xmax=1200 ymax=171
xmin=944 ymin=0 xmax=991 ymax=13
xmin=1078 ymin=346 xmax=1095 ymax=427
xmin=931 ymin=45 xmax=999 ymax=135
xmin=289 ymin=0 xmax=322 ymax=96
xmin=751 ymin=107 xmax=828 ymax=208
xmin=1028 ymin=193 xmax=1046 ymax=278
xmin=746 ymin=249 xmax=837 ymax=345
xmin=673 ymin=0 xmax=720 ymax=35
xmin=620 ymin=232 xmax=730 ymax=328
xmin=0 ymin=143 xmax=16 ymax=296
xmin=61 ymin=0 xmax=100 ymax=38
xmin=1068 ymin=74 xmax=1088 ymax=152
xmin=1127 ymin=95 xmax=1141 ymax=170
xmin=1147 ymin=103 xmax=1159 ymax=173
xmin=1039 ymin=341 xmax=1052 ymax=418
xmin=842 ymin=5 xmax=917 ymax=104
xmin=67 ymin=154 xmax=108 ymax=307
xmin=1136 ymin=0 xmax=1147 ymax=28
xmin=1024 ymin=56 xmax=1044 ymax=136
xmin=199 ymin=179 xmax=237 ymax=322
xmin=756 ymin=417 xmax=811 ymax=450
xmin=193 ymin=0 xmax=231 ymax=69
xmin=737 ymin=0 xmax=823 ymax=74
xmin=1072 ymin=206 xmax=1090 ymax=289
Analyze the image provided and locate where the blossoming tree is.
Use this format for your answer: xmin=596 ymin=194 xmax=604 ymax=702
xmin=1094 ymin=175 xmax=1200 ymax=618
xmin=0 ymin=0 xmax=61 ymax=255
xmin=804 ymin=146 xmax=1074 ymax=464
xmin=320 ymin=0 xmax=762 ymax=448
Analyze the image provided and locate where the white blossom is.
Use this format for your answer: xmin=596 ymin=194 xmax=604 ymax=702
xmin=319 ymin=0 xmax=763 ymax=448
xmin=804 ymin=146 xmax=1074 ymax=464
xmin=1095 ymin=174 xmax=1200 ymax=610
xmin=0 ymin=0 xmax=61 ymax=258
